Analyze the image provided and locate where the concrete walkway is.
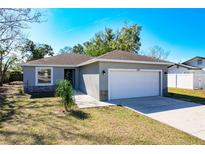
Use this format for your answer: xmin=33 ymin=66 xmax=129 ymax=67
xmin=110 ymin=96 xmax=205 ymax=141
xmin=74 ymin=91 xmax=112 ymax=108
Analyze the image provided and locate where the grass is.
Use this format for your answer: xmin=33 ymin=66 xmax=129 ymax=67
xmin=0 ymin=94 xmax=205 ymax=144
xmin=168 ymin=88 xmax=205 ymax=105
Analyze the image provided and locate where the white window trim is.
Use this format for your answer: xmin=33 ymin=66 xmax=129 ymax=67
xmin=108 ymin=68 xmax=163 ymax=101
xmin=197 ymin=59 xmax=203 ymax=65
xmin=35 ymin=67 xmax=53 ymax=86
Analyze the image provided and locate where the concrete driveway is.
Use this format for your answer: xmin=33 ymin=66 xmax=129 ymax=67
xmin=110 ymin=96 xmax=205 ymax=141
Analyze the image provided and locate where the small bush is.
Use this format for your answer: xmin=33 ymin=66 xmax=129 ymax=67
xmin=55 ymin=80 xmax=75 ymax=112
xmin=18 ymin=88 xmax=24 ymax=95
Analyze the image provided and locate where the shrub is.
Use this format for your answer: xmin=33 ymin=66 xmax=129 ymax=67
xmin=18 ymin=88 xmax=24 ymax=95
xmin=55 ymin=80 xmax=75 ymax=112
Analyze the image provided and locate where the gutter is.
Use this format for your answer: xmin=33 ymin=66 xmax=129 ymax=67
xmin=22 ymin=59 xmax=173 ymax=67
xmin=21 ymin=64 xmax=77 ymax=67
xmin=77 ymin=59 xmax=173 ymax=66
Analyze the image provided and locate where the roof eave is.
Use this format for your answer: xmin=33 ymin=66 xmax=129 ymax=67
xmin=78 ymin=59 xmax=173 ymax=66
xmin=189 ymin=68 xmax=202 ymax=70
xmin=21 ymin=59 xmax=173 ymax=67
xmin=21 ymin=64 xmax=77 ymax=67
xmin=168 ymin=63 xmax=202 ymax=70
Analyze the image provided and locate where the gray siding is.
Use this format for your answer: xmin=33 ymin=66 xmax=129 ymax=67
xmin=186 ymin=58 xmax=205 ymax=68
xmin=53 ymin=67 xmax=79 ymax=89
xmin=79 ymin=62 xmax=100 ymax=100
xmin=23 ymin=61 xmax=168 ymax=100
xmin=23 ymin=66 xmax=79 ymax=92
xmin=23 ymin=66 xmax=35 ymax=87
xmin=99 ymin=62 xmax=168 ymax=100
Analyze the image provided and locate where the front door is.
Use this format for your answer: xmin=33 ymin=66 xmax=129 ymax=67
xmin=64 ymin=69 xmax=75 ymax=88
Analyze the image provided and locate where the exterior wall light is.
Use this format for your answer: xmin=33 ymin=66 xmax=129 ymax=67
xmin=102 ymin=70 xmax=106 ymax=75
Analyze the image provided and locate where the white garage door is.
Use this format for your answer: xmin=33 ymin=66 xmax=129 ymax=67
xmin=109 ymin=69 xmax=161 ymax=100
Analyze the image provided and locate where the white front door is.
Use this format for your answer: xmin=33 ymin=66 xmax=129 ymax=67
xmin=109 ymin=69 xmax=161 ymax=100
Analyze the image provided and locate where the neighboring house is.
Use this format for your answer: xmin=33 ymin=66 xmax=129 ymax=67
xmin=168 ymin=56 xmax=205 ymax=89
xmin=168 ymin=56 xmax=205 ymax=74
xmin=22 ymin=50 xmax=172 ymax=101
xmin=184 ymin=56 xmax=205 ymax=70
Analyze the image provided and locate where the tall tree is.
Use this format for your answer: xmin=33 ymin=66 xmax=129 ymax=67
xmin=0 ymin=8 xmax=42 ymax=86
xmin=83 ymin=28 xmax=113 ymax=57
xmin=115 ymin=24 xmax=141 ymax=52
xmin=0 ymin=41 xmax=17 ymax=85
xmin=59 ymin=46 xmax=72 ymax=54
xmin=72 ymin=44 xmax=85 ymax=54
xmin=21 ymin=39 xmax=54 ymax=61
xmin=59 ymin=44 xmax=85 ymax=55
xmin=84 ymin=24 xmax=141 ymax=57
xmin=147 ymin=45 xmax=170 ymax=60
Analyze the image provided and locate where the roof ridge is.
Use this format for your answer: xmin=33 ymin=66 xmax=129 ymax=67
xmin=95 ymin=50 xmax=118 ymax=59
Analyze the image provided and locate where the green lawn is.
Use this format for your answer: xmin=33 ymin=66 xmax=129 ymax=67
xmin=168 ymin=88 xmax=205 ymax=105
xmin=0 ymin=94 xmax=205 ymax=144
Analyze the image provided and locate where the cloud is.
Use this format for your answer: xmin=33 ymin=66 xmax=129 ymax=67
xmin=93 ymin=12 xmax=127 ymax=25
xmin=93 ymin=16 xmax=113 ymax=24
xmin=65 ymin=28 xmax=74 ymax=33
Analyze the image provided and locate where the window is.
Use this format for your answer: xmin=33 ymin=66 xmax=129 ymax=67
xmin=35 ymin=67 xmax=53 ymax=86
xmin=197 ymin=59 xmax=203 ymax=65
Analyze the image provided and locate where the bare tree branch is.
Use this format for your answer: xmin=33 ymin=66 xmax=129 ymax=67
xmin=0 ymin=8 xmax=42 ymax=43
xmin=146 ymin=45 xmax=170 ymax=60
xmin=0 ymin=8 xmax=43 ymax=86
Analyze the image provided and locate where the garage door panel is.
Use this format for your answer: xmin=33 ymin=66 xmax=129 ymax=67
xmin=109 ymin=70 xmax=160 ymax=100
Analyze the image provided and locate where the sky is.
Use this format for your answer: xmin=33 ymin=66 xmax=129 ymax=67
xmin=25 ymin=8 xmax=205 ymax=63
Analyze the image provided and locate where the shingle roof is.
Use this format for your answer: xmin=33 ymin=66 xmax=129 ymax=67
xmin=96 ymin=50 xmax=170 ymax=63
xmin=168 ymin=63 xmax=201 ymax=70
xmin=22 ymin=50 xmax=172 ymax=66
xmin=23 ymin=53 xmax=93 ymax=66
xmin=183 ymin=56 xmax=205 ymax=64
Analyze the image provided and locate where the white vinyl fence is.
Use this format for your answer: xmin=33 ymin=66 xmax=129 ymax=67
xmin=168 ymin=74 xmax=205 ymax=89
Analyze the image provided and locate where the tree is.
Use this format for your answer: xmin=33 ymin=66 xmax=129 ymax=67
xmin=55 ymin=80 xmax=75 ymax=112
xmin=0 ymin=9 xmax=42 ymax=43
xmin=0 ymin=38 xmax=21 ymax=85
xmin=59 ymin=46 xmax=72 ymax=54
xmin=83 ymin=29 xmax=113 ymax=57
xmin=0 ymin=47 xmax=17 ymax=85
xmin=115 ymin=24 xmax=141 ymax=52
xmin=72 ymin=44 xmax=85 ymax=54
xmin=59 ymin=44 xmax=85 ymax=55
xmin=0 ymin=8 xmax=42 ymax=86
xmin=83 ymin=24 xmax=141 ymax=57
xmin=147 ymin=45 xmax=170 ymax=60
xmin=21 ymin=39 xmax=54 ymax=61
xmin=58 ymin=24 xmax=141 ymax=57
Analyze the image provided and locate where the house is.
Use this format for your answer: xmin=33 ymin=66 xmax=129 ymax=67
xmin=168 ymin=56 xmax=205 ymax=89
xmin=22 ymin=50 xmax=172 ymax=101
xmin=168 ymin=56 xmax=205 ymax=74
